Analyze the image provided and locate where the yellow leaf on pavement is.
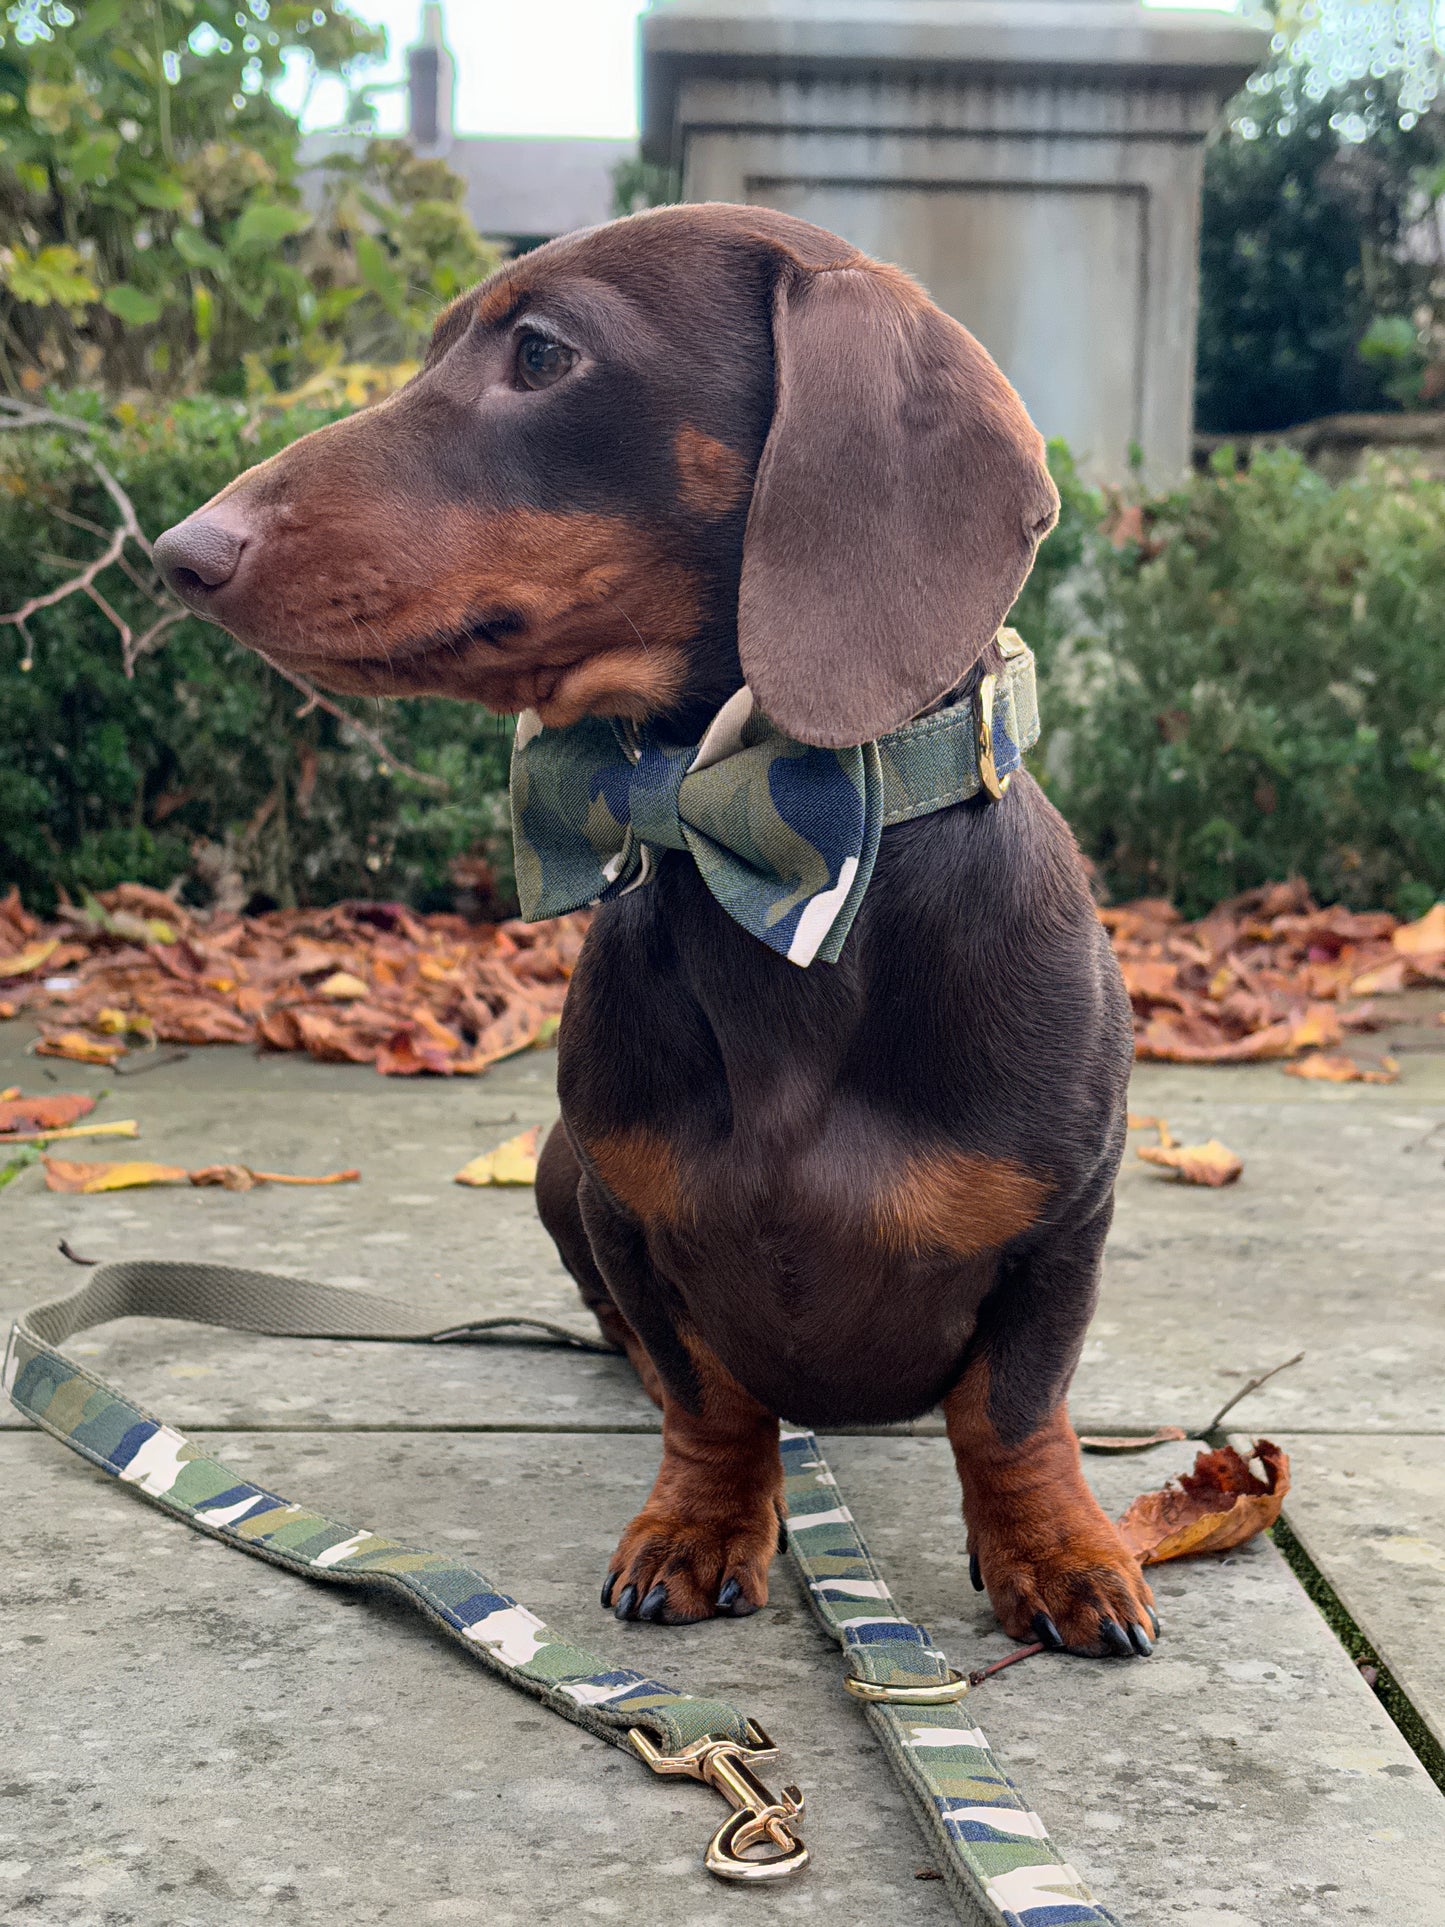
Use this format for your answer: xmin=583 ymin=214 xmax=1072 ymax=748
xmin=1138 ymin=1137 xmax=1243 ymax=1187
xmin=43 ymin=1158 xmax=187 ymax=1193
xmin=35 ymin=1031 xmax=126 ymax=1065
xmin=455 ymin=1125 xmax=542 ymax=1187
xmin=1285 ymin=1053 xmax=1399 ymax=1085
xmin=3 ymin=1119 xmax=138 ymax=1145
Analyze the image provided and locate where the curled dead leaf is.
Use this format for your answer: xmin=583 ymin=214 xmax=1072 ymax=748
xmin=1117 ymin=1440 xmax=1290 ymax=1565
xmin=1285 ymin=1053 xmax=1399 ymax=1085
xmin=455 ymin=1126 xmax=542 ymax=1187
xmin=1138 ymin=1137 xmax=1243 ymax=1186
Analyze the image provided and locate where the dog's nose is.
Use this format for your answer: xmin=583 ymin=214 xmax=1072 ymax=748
xmin=153 ymin=516 xmax=244 ymax=601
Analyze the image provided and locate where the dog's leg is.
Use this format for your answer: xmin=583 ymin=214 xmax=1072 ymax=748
xmin=601 ymin=1333 xmax=784 ymax=1625
xmin=567 ymin=1172 xmax=783 ymax=1624
xmin=534 ymin=1121 xmax=664 ymax=1406
xmin=944 ymin=1204 xmax=1157 ymax=1659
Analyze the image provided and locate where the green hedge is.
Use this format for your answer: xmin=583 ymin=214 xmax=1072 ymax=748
xmin=1 ymin=400 xmax=1441 ymax=921
xmin=1021 ymin=445 xmax=1445 ymax=920
xmin=0 ymin=394 xmax=514 ymax=915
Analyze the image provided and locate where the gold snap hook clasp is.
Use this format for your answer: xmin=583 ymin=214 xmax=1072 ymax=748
xmin=629 ymin=1722 xmax=809 ymax=1882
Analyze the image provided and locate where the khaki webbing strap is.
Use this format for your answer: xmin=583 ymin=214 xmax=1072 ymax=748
xmin=8 ymin=1258 xmax=1122 ymax=1921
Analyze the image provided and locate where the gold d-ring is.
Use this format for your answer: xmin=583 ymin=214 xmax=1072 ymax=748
xmin=629 ymin=1722 xmax=809 ymax=1882
xmin=843 ymin=1670 xmax=971 ymax=1705
xmin=976 ymin=672 xmax=1011 ymax=801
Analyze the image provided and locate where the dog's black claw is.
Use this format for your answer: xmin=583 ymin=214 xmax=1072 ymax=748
xmin=717 ymin=1576 xmax=742 ymax=1611
xmin=1127 ymin=1622 xmax=1153 ymax=1657
xmin=969 ymin=1552 xmax=984 ymax=1592
xmin=639 ymin=1583 xmax=668 ymax=1623
xmin=600 ymin=1572 xmax=617 ymax=1609
xmin=1032 ymin=1612 xmax=1064 ymax=1652
xmin=1098 ymin=1618 xmax=1134 ymax=1658
xmin=614 ymin=1584 xmax=638 ymax=1621
xmin=1146 ymin=1605 xmax=1161 ymax=1639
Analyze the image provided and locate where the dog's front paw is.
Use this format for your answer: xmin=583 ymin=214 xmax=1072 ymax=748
xmin=601 ymin=1498 xmax=779 ymax=1625
xmin=972 ymin=1516 xmax=1158 ymax=1659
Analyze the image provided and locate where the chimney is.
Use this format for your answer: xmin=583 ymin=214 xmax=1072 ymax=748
xmin=407 ymin=1 xmax=455 ymax=154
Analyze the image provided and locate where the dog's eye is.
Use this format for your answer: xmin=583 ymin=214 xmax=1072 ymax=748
xmin=516 ymin=333 xmax=575 ymax=391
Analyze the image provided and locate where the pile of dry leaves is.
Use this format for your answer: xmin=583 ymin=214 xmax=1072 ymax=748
xmin=0 ymin=884 xmax=586 ymax=1076
xmin=0 ymin=876 xmax=1440 ymax=1081
xmin=1107 ymin=880 xmax=1445 ymax=1071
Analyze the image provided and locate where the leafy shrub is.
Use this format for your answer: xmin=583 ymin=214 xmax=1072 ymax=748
xmin=1197 ymin=65 xmax=1445 ymax=433
xmin=1031 ymin=447 xmax=1445 ymax=919
xmin=0 ymin=2 xmax=501 ymax=396
xmin=2 ymin=407 xmax=1441 ymax=926
xmin=0 ymin=393 xmax=514 ymax=915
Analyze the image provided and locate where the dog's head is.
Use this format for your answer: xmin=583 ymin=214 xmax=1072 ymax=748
xmin=155 ymin=204 xmax=1057 ymax=748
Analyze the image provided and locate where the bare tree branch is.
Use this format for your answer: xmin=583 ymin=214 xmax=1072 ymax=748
xmin=262 ymin=655 xmax=449 ymax=792
xmin=0 ymin=398 xmax=449 ymax=793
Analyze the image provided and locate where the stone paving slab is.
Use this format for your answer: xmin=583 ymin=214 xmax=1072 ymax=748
xmin=4 ymin=1429 xmax=1444 ymax=1927
xmin=1247 ymin=1432 xmax=1445 ymax=1757
xmin=4 ymin=1030 xmax=1444 ymax=1436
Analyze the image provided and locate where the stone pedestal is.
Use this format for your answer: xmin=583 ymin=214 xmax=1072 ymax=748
xmin=641 ymin=1 xmax=1268 ymax=481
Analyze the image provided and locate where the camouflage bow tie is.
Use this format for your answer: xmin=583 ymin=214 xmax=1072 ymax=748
xmin=509 ymin=632 xmax=1038 ymax=968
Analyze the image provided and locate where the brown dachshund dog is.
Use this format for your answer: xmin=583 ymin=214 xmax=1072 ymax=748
xmin=155 ymin=204 xmax=1155 ymax=1660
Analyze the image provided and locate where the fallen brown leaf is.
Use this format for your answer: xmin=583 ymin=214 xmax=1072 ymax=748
xmin=1285 ymin=1053 xmax=1399 ymax=1085
xmin=1117 ymin=1440 xmax=1290 ymax=1564
xmin=1137 ymin=1137 xmax=1243 ymax=1186
xmin=455 ymin=1126 xmax=542 ymax=1187
xmin=0 ymin=1092 xmax=96 ymax=1134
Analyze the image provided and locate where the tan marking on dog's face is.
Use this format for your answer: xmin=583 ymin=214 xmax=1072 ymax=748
xmin=586 ymin=1127 xmax=689 ymax=1225
xmin=872 ymin=1150 xmax=1049 ymax=1258
xmin=476 ymin=274 xmax=526 ymax=326
xmin=674 ymin=425 xmax=750 ymax=519
xmin=213 ymin=499 xmax=700 ymax=723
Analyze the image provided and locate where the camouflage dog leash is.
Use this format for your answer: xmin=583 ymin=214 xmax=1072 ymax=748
xmin=6 ymin=1258 xmax=1119 ymax=1926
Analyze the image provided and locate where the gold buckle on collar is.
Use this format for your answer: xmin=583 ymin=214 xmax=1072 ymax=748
xmin=629 ymin=1722 xmax=809 ymax=1882
xmin=975 ymin=672 xmax=1011 ymax=801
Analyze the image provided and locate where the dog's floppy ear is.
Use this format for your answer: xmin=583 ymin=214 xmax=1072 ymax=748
xmin=738 ymin=261 xmax=1059 ymax=748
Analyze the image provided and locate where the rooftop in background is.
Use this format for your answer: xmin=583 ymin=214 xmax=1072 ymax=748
xmin=304 ymin=3 xmax=635 ymax=249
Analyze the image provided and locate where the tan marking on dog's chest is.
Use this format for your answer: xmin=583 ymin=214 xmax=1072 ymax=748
xmin=872 ymin=1149 xmax=1049 ymax=1258
xmin=587 ymin=1127 xmax=689 ymax=1224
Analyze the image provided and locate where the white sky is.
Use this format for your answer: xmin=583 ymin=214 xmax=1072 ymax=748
xmin=293 ymin=2 xmax=651 ymax=139
xmin=301 ymin=0 xmax=1242 ymax=142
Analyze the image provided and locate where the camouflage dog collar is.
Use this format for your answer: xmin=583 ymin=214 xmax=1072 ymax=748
xmin=510 ymin=631 xmax=1039 ymax=967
